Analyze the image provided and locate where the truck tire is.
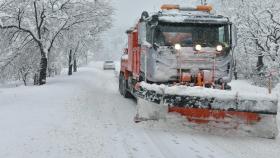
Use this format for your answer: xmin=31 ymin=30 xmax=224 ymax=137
xmin=119 ymin=73 xmax=131 ymax=98
xmin=122 ymin=77 xmax=131 ymax=98
xmin=119 ymin=73 xmax=124 ymax=95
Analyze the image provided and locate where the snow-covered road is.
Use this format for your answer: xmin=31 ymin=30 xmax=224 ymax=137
xmin=0 ymin=62 xmax=279 ymax=158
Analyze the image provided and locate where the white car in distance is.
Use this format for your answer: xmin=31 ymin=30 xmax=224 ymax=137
xmin=103 ymin=61 xmax=116 ymax=70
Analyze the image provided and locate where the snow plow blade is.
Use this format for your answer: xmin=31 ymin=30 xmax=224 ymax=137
xmin=135 ymin=82 xmax=279 ymax=139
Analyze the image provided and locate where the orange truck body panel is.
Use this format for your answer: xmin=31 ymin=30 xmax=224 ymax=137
xmin=123 ymin=27 xmax=141 ymax=78
xmin=169 ymin=107 xmax=261 ymax=124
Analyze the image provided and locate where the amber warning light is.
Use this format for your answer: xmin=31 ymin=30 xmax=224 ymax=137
xmin=196 ymin=5 xmax=213 ymax=12
xmin=160 ymin=4 xmax=179 ymax=10
xmin=161 ymin=4 xmax=213 ymax=12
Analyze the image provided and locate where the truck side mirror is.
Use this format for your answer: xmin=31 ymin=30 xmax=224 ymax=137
xmin=123 ymin=48 xmax=128 ymax=54
xmin=138 ymin=22 xmax=147 ymax=45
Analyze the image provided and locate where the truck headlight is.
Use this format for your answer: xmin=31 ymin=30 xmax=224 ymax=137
xmin=216 ymin=45 xmax=223 ymax=52
xmin=195 ymin=44 xmax=202 ymax=51
xmin=175 ymin=43 xmax=181 ymax=50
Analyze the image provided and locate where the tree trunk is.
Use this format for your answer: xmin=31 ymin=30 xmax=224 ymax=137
xmin=233 ymin=59 xmax=238 ymax=80
xmin=34 ymin=73 xmax=39 ymax=85
xmin=48 ymin=68 xmax=51 ymax=77
xmin=68 ymin=50 xmax=73 ymax=76
xmin=73 ymin=53 xmax=77 ymax=72
xmin=23 ymin=75 xmax=27 ymax=86
xmin=256 ymin=54 xmax=264 ymax=72
xmin=36 ymin=42 xmax=48 ymax=85
xmin=39 ymin=57 xmax=48 ymax=85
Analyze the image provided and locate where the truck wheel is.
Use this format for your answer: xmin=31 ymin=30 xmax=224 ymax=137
xmin=119 ymin=73 xmax=124 ymax=95
xmin=120 ymin=74 xmax=131 ymax=98
xmin=139 ymin=72 xmax=145 ymax=82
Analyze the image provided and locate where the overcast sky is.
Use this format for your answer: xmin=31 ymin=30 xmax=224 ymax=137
xmin=110 ymin=0 xmax=199 ymax=28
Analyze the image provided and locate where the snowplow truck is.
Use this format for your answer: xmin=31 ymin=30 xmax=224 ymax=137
xmin=119 ymin=4 xmax=278 ymax=138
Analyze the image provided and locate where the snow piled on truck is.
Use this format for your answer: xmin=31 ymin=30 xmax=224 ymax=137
xmin=141 ymin=80 xmax=277 ymax=100
xmin=158 ymin=10 xmax=229 ymax=24
xmin=140 ymin=81 xmax=278 ymax=113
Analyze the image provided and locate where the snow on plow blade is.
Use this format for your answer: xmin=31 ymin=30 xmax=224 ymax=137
xmin=135 ymin=82 xmax=279 ymax=139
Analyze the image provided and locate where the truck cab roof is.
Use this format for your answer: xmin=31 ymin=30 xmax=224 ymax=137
xmin=157 ymin=10 xmax=230 ymax=25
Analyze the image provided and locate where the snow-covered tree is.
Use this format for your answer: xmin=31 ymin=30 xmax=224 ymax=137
xmin=0 ymin=0 xmax=113 ymax=85
xmin=213 ymin=0 xmax=280 ymax=86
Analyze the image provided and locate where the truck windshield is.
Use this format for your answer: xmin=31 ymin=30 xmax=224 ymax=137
xmin=154 ymin=23 xmax=230 ymax=47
